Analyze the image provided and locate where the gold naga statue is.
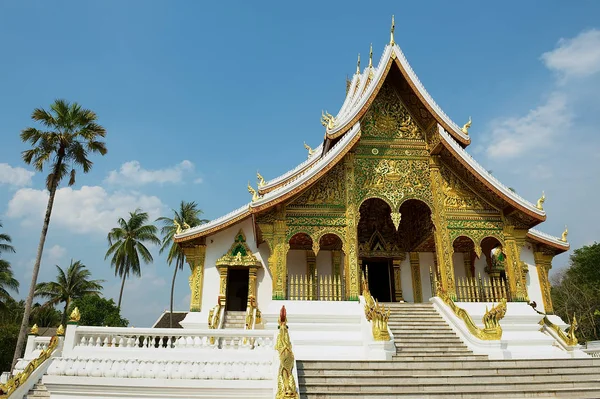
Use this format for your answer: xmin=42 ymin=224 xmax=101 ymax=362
xmin=247 ymin=182 xmax=259 ymax=202
xmin=275 ymin=306 xmax=299 ymax=399
xmin=536 ymin=191 xmax=546 ymax=210
xmin=461 ymin=116 xmax=472 ymax=135
xmin=561 ymin=226 xmax=569 ymax=242
xmin=257 ymin=171 xmax=266 ymax=187
xmin=320 ymin=110 xmax=336 ymax=130
xmin=303 ymin=142 xmax=316 ymax=157
xmin=173 ymin=219 xmax=182 ymax=235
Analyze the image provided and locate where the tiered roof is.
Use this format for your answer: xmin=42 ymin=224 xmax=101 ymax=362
xmin=175 ymin=34 xmax=568 ymax=254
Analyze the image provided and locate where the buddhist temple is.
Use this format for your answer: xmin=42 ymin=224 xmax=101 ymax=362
xmin=4 ymin=19 xmax=600 ymax=399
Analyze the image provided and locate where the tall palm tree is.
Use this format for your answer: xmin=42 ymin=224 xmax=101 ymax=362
xmin=105 ymin=209 xmax=161 ymax=309
xmin=0 ymin=220 xmax=18 ymax=311
xmin=35 ymin=260 xmax=104 ymax=325
xmin=13 ymin=99 xmax=107 ymax=369
xmin=157 ymin=201 xmax=207 ymax=327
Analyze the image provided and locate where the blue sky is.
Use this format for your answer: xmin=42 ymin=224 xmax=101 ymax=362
xmin=1 ymin=1 xmax=599 ymax=326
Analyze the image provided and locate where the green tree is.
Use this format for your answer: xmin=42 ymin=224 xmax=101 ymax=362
xmin=30 ymin=303 xmax=61 ymax=327
xmin=14 ymin=99 xmax=107 ymax=369
xmin=72 ymin=296 xmax=128 ymax=327
xmin=157 ymin=201 xmax=207 ymax=328
xmin=105 ymin=209 xmax=161 ymax=309
xmin=35 ymin=260 xmax=104 ymax=326
xmin=552 ymin=242 xmax=600 ymax=342
xmin=0 ymin=220 xmax=18 ymax=311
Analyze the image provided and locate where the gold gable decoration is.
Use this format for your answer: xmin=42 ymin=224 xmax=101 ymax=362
xmin=215 ymin=230 xmax=261 ymax=268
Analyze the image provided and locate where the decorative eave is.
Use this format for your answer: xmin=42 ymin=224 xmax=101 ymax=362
xmin=325 ymin=44 xmax=471 ymax=146
xmin=438 ymin=125 xmax=546 ymax=223
xmin=258 ymin=142 xmax=324 ymax=194
xmin=174 ymin=124 xmax=362 ymax=243
xmin=527 ymin=228 xmax=570 ymax=254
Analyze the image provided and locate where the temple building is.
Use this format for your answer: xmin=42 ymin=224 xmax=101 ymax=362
xmin=173 ymin=29 xmax=569 ymax=327
xmin=7 ymin=20 xmax=600 ymax=399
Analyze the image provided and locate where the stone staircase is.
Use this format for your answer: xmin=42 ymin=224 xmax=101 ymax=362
xmin=223 ymin=310 xmax=246 ymax=329
xmin=26 ymin=379 xmax=50 ymax=398
xmin=298 ymin=302 xmax=600 ymax=398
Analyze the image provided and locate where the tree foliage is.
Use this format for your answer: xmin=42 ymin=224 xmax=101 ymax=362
xmin=552 ymin=242 xmax=600 ymax=342
xmin=72 ymin=296 xmax=128 ymax=327
xmin=0 ymin=220 xmax=18 ymax=311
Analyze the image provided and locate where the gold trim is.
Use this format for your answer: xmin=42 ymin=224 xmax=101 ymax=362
xmin=540 ymin=315 xmax=578 ymax=347
xmin=362 ymin=273 xmax=391 ymax=341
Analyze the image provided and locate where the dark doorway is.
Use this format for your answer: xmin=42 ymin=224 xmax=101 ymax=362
xmin=362 ymin=260 xmax=392 ymax=302
xmin=226 ymin=269 xmax=249 ymax=311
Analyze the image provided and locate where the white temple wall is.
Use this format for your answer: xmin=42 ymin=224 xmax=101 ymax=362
xmin=521 ymin=244 xmax=544 ymax=312
xmin=256 ymin=241 xmax=273 ymax=310
xmin=316 ymin=251 xmax=333 ymax=276
xmin=474 ymin=254 xmax=487 ymax=277
xmin=286 ymin=250 xmax=306 ymax=277
xmin=452 ymin=252 xmax=466 ymax=280
xmin=400 ymin=255 xmax=413 ymax=302
xmin=419 ymin=252 xmax=435 ymax=300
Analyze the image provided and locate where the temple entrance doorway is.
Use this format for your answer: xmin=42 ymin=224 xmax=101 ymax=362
xmin=225 ymin=268 xmax=249 ymax=311
xmin=361 ymin=259 xmax=393 ymax=302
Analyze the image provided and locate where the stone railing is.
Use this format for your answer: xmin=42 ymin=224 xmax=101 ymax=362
xmin=454 ymin=274 xmax=511 ymax=302
xmin=288 ymin=274 xmax=344 ymax=301
xmin=62 ymin=325 xmax=276 ymax=358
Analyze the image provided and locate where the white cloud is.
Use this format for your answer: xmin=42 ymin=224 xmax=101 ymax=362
xmin=541 ymin=29 xmax=600 ymax=80
xmin=6 ymin=186 xmax=164 ymax=235
xmin=105 ymin=160 xmax=195 ymax=186
xmin=193 ymin=178 xmax=203 ymax=184
xmin=486 ymin=93 xmax=572 ymax=159
xmin=46 ymin=245 xmax=67 ymax=263
xmin=0 ymin=163 xmax=35 ymax=187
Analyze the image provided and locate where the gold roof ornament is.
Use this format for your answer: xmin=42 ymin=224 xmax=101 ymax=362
xmin=69 ymin=307 xmax=81 ymax=323
xmin=304 ymin=142 xmax=316 ymax=157
xmin=561 ymin=225 xmax=568 ymax=242
xmin=368 ymin=43 xmax=373 ymax=68
xmin=173 ymin=219 xmax=182 ymax=235
xmin=56 ymin=324 xmax=65 ymax=336
xmin=536 ymin=191 xmax=546 ymax=210
xmin=461 ymin=116 xmax=472 ymax=135
xmin=390 ymin=15 xmax=395 ymax=46
xmin=355 ymin=53 xmax=361 ymax=75
xmin=257 ymin=171 xmax=266 ymax=187
xmin=182 ymin=220 xmax=191 ymax=230
xmin=320 ymin=110 xmax=336 ymax=130
xmin=248 ymin=182 xmax=259 ymax=202
xmin=30 ymin=324 xmax=39 ymax=335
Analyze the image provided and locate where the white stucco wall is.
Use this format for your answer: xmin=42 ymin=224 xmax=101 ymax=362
xmin=287 ymin=250 xmax=307 ymax=277
xmin=522 ymin=244 xmax=544 ymax=312
xmin=474 ymin=254 xmax=487 ymax=277
xmin=419 ymin=252 xmax=435 ymax=300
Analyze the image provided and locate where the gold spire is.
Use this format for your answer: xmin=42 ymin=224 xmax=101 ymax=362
xmin=356 ymin=53 xmax=361 ymax=74
xmin=390 ymin=15 xmax=395 ymax=45
xmin=561 ymin=225 xmax=569 ymax=242
xmin=368 ymin=43 xmax=373 ymax=68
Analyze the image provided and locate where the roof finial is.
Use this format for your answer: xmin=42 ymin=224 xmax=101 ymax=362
xmin=461 ymin=116 xmax=472 ymax=135
xmin=561 ymin=225 xmax=569 ymax=242
xmin=368 ymin=43 xmax=373 ymax=68
xmin=390 ymin=15 xmax=395 ymax=45
xmin=536 ymin=191 xmax=546 ymax=210
xmin=356 ymin=53 xmax=361 ymax=75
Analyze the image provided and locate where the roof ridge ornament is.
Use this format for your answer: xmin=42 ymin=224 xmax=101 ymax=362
xmin=461 ymin=116 xmax=472 ymax=135
xmin=304 ymin=142 xmax=316 ymax=158
xmin=320 ymin=110 xmax=336 ymax=129
xmin=561 ymin=225 xmax=568 ymax=242
xmin=356 ymin=53 xmax=361 ymax=75
xmin=257 ymin=171 xmax=266 ymax=187
xmin=390 ymin=15 xmax=395 ymax=46
xmin=536 ymin=191 xmax=546 ymax=210
xmin=248 ymin=182 xmax=260 ymax=202
xmin=368 ymin=43 xmax=373 ymax=68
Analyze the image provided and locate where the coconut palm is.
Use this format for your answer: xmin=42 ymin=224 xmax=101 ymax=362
xmin=105 ymin=209 xmax=161 ymax=309
xmin=157 ymin=201 xmax=207 ymax=327
xmin=0 ymin=220 xmax=18 ymax=311
xmin=35 ymin=260 xmax=104 ymax=325
xmin=13 ymin=99 xmax=107 ymax=369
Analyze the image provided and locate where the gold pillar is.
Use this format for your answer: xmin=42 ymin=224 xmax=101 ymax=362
xmin=344 ymin=153 xmax=360 ymax=300
xmin=306 ymin=250 xmax=317 ymax=278
xmin=533 ymin=251 xmax=554 ymax=314
xmin=464 ymin=250 xmax=474 ymax=279
xmin=503 ymin=226 xmax=529 ymax=301
xmin=248 ymin=267 xmax=258 ymax=302
xmin=409 ymin=252 xmax=423 ymax=303
xmin=183 ymin=244 xmax=206 ymax=312
xmin=392 ymin=259 xmax=404 ymax=301
xmin=269 ymin=214 xmax=289 ymax=300
xmin=429 ymin=156 xmax=456 ymax=297
xmin=218 ymin=266 xmax=228 ymax=306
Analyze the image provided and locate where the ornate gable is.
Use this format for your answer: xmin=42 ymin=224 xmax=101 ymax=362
xmin=215 ymin=230 xmax=261 ymax=268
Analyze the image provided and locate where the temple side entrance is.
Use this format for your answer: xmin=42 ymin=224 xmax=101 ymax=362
xmin=225 ymin=268 xmax=249 ymax=311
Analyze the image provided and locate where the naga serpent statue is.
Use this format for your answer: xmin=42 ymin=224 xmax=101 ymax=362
xmin=275 ymin=306 xmax=299 ymax=399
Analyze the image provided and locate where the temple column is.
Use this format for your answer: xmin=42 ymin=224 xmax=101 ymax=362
xmin=503 ymin=226 xmax=529 ymax=301
xmin=332 ymin=250 xmax=342 ymax=279
xmin=217 ymin=266 xmax=228 ymax=307
xmin=409 ymin=252 xmax=422 ymax=303
xmin=269 ymin=216 xmax=289 ymax=300
xmin=248 ymin=267 xmax=258 ymax=303
xmin=533 ymin=251 xmax=554 ymax=314
xmin=306 ymin=250 xmax=317 ymax=300
xmin=429 ymin=156 xmax=456 ymax=297
xmin=464 ymin=250 xmax=474 ymax=279
xmin=183 ymin=244 xmax=206 ymax=312
xmin=393 ymin=259 xmax=404 ymax=302
xmin=344 ymin=153 xmax=360 ymax=300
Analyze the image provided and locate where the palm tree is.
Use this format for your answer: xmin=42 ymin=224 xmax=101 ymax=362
xmin=13 ymin=99 xmax=107 ymax=369
xmin=0 ymin=220 xmax=18 ymax=311
xmin=35 ymin=260 xmax=104 ymax=325
xmin=105 ymin=209 xmax=161 ymax=309
xmin=157 ymin=201 xmax=207 ymax=327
